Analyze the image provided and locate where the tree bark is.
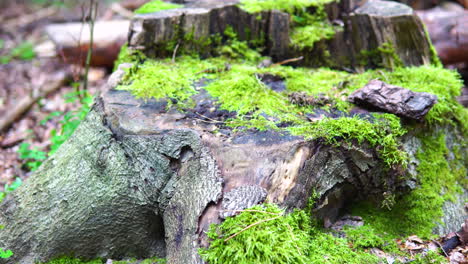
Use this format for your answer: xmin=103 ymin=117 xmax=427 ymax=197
xmin=1 ymin=87 xmax=466 ymax=263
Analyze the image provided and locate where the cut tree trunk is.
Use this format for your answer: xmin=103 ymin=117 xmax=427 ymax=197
xmin=127 ymin=0 xmax=433 ymax=69
xmin=0 ymin=87 xmax=466 ymax=264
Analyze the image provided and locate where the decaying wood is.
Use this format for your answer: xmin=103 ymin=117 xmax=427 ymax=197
xmin=1 ymin=86 xmax=465 ymax=264
xmin=346 ymin=0 xmax=433 ymax=69
xmin=0 ymin=73 xmax=67 ymax=133
xmin=128 ymin=0 xmax=433 ymax=70
xmin=348 ymin=79 xmax=438 ymax=121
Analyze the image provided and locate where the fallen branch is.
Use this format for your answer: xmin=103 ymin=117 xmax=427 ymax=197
xmin=270 ymin=56 xmax=304 ymax=67
xmin=0 ymin=73 xmax=68 ymax=133
xmin=110 ymin=3 xmax=134 ymax=19
xmin=4 ymin=6 xmax=58 ymax=29
xmin=219 ymin=209 xmax=281 ymax=216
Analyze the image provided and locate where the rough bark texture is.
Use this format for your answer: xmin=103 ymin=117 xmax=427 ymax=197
xmin=1 ymin=86 xmax=465 ymax=263
xmin=348 ymin=79 xmax=438 ymax=120
xmin=346 ymin=0 xmax=433 ymax=69
xmin=127 ymin=0 xmax=433 ymax=69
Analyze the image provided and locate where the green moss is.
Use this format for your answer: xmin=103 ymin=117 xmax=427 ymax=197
xmin=357 ymin=42 xmax=404 ymax=69
xmin=117 ymin=56 xmax=224 ymax=103
xmin=411 ymin=251 xmax=448 ymax=264
xmin=289 ymin=114 xmax=408 ymax=167
xmin=240 ymin=0 xmax=341 ymax=51
xmin=113 ymin=44 xmax=147 ymax=71
xmin=352 ymin=131 xmax=466 ymax=239
xmin=200 ymin=204 xmax=380 ymax=264
xmin=119 ymin=49 xmax=466 ymax=169
xmin=216 ymin=26 xmax=263 ymax=61
xmin=239 ymin=0 xmax=335 ymax=13
xmin=113 ymin=257 xmax=166 ymax=264
xmin=134 ymin=0 xmax=182 ymax=14
xmin=422 ymin=25 xmax=443 ymax=67
xmin=290 ymin=22 xmax=339 ymax=49
xmin=40 ymin=257 xmax=166 ymax=264
xmin=38 ymin=257 xmax=102 ymax=264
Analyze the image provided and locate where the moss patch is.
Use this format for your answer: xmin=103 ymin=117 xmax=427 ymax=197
xmin=239 ymin=0 xmax=335 ymax=14
xmin=134 ymin=0 xmax=182 ymax=14
xmin=118 ymin=52 xmax=466 ymax=168
xmin=40 ymin=257 xmax=166 ymax=264
xmin=199 ymin=204 xmax=380 ymax=264
xmin=289 ymin=114 xmax=408 ymax=167
xmin=38 ymin=257 xmax=102 ymax=264
xmin=239 ymin=0 xmax=340 ymax=51
xmin=352 ymin=131 xmax=466 ymax=238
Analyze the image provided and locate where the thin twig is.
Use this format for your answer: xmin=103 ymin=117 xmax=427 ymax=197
xmin=270 ymin=56 xmax=304 ymax=67
xmin=431 ymin=239 xmax=449 ymax=257
xmin=219 ymin=209 xmax=281 ymax=216
xmin=83 ymin=0 xmax=98 ymax=92
xmin=286 ymin=223 xmax=303 ymax=256
xmin=194 ymin=112 xmax=225 ymax=124
xmin=224 ymin=216 xmax=281 ymax=242
xmin=110 ymin=3 xmax=134 ymax=19
xmin=172 ymin=43 xmax=180 ymax=63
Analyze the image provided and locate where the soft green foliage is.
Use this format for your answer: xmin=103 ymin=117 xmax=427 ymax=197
xmin=240 ymin=0 xmax=339 ymax=49
xmin=18 ymin=143 xmax=47 ymax=171
xmin=39 ymin=257 xmax=102 ymax=264
xmin=114 ymin=257 xmax=166 ymax=264
xmin=239 ymin=0 xmax=334 ymax=13
xmin=205 ymin=64 xmax=289 ymax=116
xmin=200 ymin=204 xmax=310 ymax=263
xmin=411 ymin=251 xmax=448 ymax=264
xmin=17 ymin=91 xmax=93 ymax=171
xmin=0 ymin=41 xmax=36 ymax=64
xmin=306 ymin=231 xmax=380 ymax=263
xmin=49 ymin=91 xmax=93 ymax=155
xmin=200 ymin=204 xmax=380 ymax=264
xmin=217 ymin=26 xmax=262 ymax=61
xmin=353 ymin=132 xmax=466 ymax=238
xmin=0 ymin=177 xmax=22 ymax=260
xmin=358 ymin=42 xmax=404 ymax=69
xmin=120 ymin=50 xmax=466 ymax=168
xmin=289 ymin=114 xmax=408 ymax=166
xmin=0 ymin=248 xmax=13 ymax=259
xmin=118 ymin=56 xmax=223 ymax=102
xmin=40 ymin=257 xmax=166 ymax=264
xmin=134 ymin=0 xmax=182 ymax=14
xmin=290 ymin=22 xmax=338 ymax=49
xmin=344 ymin=225 xmax=398 ymax=252
xmin=0 ymin=177 xmax=22 ymax=203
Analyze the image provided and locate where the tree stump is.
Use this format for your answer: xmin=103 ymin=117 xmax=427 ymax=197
xmin=0 ymin=0 xmax=466 ymax=263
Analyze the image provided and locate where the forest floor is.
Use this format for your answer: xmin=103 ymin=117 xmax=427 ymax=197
xmin=0 ymin=1 xmax=120 ymax=188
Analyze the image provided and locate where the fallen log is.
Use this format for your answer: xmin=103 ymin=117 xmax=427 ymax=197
xmin=45 ymin=20 xmax=130 ymax=68
xmin=0 ymin=72 xmax=67 ymax=133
